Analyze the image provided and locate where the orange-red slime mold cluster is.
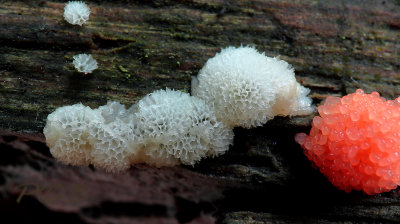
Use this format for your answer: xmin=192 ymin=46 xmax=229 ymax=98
xmin=295 ymin=89 xmax=400 ymax=195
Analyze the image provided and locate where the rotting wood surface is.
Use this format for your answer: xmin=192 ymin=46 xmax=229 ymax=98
xmin=1 ymin=0 xmax=400 ymax=223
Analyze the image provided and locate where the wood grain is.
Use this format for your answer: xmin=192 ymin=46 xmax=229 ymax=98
xmin=1 ymin=0 xmax=400 ymax=223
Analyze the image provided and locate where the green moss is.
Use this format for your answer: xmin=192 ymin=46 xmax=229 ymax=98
xmin=118 ymin=65 xmax=129 ymax=73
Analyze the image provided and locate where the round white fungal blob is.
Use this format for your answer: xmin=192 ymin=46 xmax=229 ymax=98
xmin=192 ymin=46 xmax=314 ymax=128
xmin=72 ymin=54 xmax=98 ymax=74
xmin=43 ymin=103 xmax=138 ymax=172
xmin=43 ymin=90 xmax=234 ymax=172
xmin=43 ymin=103 xmax=98 ymax=167
xmin=63 ymin=1 xmax=90 ymax=26
xmin=132 ymin=89 xmax=234 ymax=166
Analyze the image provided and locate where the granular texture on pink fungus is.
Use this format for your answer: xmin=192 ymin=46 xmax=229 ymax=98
xmin=295 ymin=89 xmax=400 ymax=195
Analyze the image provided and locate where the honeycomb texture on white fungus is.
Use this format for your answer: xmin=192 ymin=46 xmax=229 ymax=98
xmin=63 ymin=1 xmax=90 ymax=26
xmin=192 ymin=46 xmax=314 ymax=128
xmin=72 ymin=54 xmax=98 ymax=74
xmin=134 ymin=89 xmax=234 ymax=166
xmin=44 ymin=103 xmax=138 ymax=172
xmin=44 ymin=90 xmax=234 ymax=171
xmin=43 ymin=104 xmax=99 ymax=167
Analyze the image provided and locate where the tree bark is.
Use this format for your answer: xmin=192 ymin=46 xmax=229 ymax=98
xmin=1 ymin=0 xmax=400 ymax=223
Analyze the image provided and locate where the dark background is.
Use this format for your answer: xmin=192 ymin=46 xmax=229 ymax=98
xmin=0 ymin=0 xmax=400 ymax=223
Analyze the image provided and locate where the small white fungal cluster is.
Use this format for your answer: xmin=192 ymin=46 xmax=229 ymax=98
xmin=72 ymin=54 xmax=98 ymax=74
xmin=63 ymin=1 xmax=90 ymax=26
xmin=134 ymin=89 xmax=234 ymax=167
xmin=44 ymin=103 xmax=135 ymax=172
xmin=44 ymin=45 xmax=313 ymax=172
xmin=44 ymin=89 xmax=234 ymax=172
xmin=62 ymin=1 xmax=97 ymax=74
xmin=192 ymin=46 xmax=314 ymax=128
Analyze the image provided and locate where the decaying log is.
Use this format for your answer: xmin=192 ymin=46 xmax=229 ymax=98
xmin=1 ymin=0 xmax=400 ymax=223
